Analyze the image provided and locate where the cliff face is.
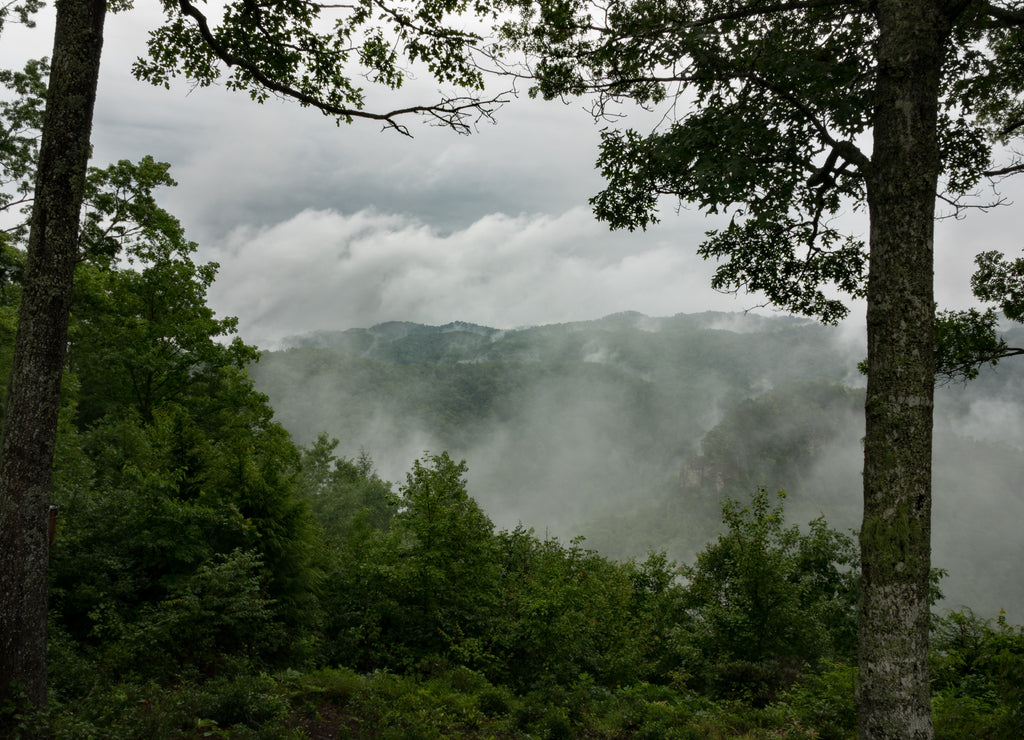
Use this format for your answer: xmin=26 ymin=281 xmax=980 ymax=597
xmin=679 ymin=381 xmax=864 ymax=498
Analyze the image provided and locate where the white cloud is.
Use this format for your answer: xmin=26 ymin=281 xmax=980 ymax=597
xmin=206 ymin=206 xmax=743 ymax=346
xmin=9 ymin=4 xmax=1022 ymax=345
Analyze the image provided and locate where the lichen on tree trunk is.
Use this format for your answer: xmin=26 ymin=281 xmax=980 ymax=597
xmin=859 ymin=0 xmax=949 ymax=737
xmin=0 ymin=0 xmax=106 ymax=712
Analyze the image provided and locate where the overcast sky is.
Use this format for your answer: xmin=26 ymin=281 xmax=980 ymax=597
xmin=5 ymin=8 xmax=1023 ymax=348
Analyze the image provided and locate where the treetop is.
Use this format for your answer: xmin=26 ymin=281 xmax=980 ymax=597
xmin=493 ymin=0 xmax=1024 ymax=322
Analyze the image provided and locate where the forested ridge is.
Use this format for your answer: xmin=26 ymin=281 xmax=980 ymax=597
xmin=2 ymin=8 xmax=1023 ymax=731
xmin=254 ymin=313 xmax=1024 ymax=619
xmin=4 ymin=194 xmax=1020 ymax=735
xmin=0 ymin=160 xmax=1019 ymax=736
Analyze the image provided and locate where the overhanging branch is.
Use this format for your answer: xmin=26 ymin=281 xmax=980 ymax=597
xmin=175 ymin=0 xmax=507 ymax=135
xmin=980 ymin=0 xmax=1024 ymax=26
xmin=983 ymin=162 xmax=1024 ymax=177
xmin=688 ymin=0 xmax=863 ymax=27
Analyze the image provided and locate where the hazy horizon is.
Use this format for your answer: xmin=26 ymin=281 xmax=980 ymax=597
xmin=249 ymin=311 xmax=1024 ymax=620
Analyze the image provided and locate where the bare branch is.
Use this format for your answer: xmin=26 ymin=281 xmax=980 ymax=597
xmin=0 ymin=194 xmax=33 ymax=214
xmin=935 ymin=189 xmax=1010 ymax=218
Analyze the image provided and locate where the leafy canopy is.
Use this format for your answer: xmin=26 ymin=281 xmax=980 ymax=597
xmin=134 ymin=0 xmax=508 ymax=134
xmin=936 ymin=250 xmax=1024 ymax=382
xmin=17 ymin=166 xmax=325 ymax=686
xmin=495 ymin=0 xmax=1024 ymax=324
xmin=67 ymin=157 xmax=258 ymax=426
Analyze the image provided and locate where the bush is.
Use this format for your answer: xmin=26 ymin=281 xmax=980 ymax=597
xmin=123 ymin=549 xmax=281 ymax=677
xmin=778 ymin=662 xmax=858 ymax=739
xmin=50 ymin=674 xmax=297 ymax=740
xmin=931 ymin=608 xmax=1024 ymax=739
xmin=675 ymin=489 xmax=858 ymax=703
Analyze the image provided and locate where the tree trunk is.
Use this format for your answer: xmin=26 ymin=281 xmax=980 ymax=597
xmin=0 ymin=0 xmax=106 ymax=712
xmin=859 ymin=0 xmax=949 ymax=737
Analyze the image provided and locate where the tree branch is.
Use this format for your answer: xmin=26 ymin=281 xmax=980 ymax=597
xmin=807 ymin=147 xmax=842 ymax=187
xmin=983 ymin=161 xmax=1024 ymax=177
xmin=688 ymin=0 xmax=863 ymax=27
xmin=939 ymin=345 xmax=1024 ymax=384
xmin=935 ymin=189 xmax=1009 ymax=217
xmin=980 ymin=0 xmax=1024 ymax=26
xmin=744 ymin=68 xmax=871 ymax=173
xmin=175 ymin=0 xmax=506 ymax=135
xmin=1001 ymin=118 xmax=1024 ymax=137
xmin=985 ymin=345 xmax=1024 ymax=361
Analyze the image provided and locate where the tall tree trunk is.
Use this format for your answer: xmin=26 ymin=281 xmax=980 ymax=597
xmin=859 ymin=0 xmax=949 ymax=737
xmin=0 ymin=0 xmax=106 ymax=711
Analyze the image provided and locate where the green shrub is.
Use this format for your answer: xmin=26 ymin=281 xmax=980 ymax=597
xmin=477 ymin=685 xmax=514 ymax=716
xmin=931 ymin=608 xmax=1024 ymax=740
xmin=50 ymin=674 xmax=296 ymax=740
xmin=778 ymin=662 xmax=858 ymax=739
xmin=676 ymin=488 xmax=858 ymax=703
xmin=535 ymin=705 xmax=573 ymax=740
xmin=0 ymin=684 xmax=49 ymax=740
xmin=126 ymin=550 xmax=280 ymax=676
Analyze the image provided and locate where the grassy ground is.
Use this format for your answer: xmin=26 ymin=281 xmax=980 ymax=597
xmin=45 ymin=665 xmax=855 ymax=740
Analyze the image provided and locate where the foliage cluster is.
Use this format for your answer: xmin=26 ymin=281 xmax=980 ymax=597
xmin=0 ymin=172 xmax=878 ymax=731
xmin=308 ymin=443 xmax=685 ymax=690
xmin=675 ymin=489 xmax=858 ymax=706
xmin=930 ymin=609 xmax=1024 ymax=739
xmin=0 ymin=156 xmax=1018 ymax=737
xmin=0 ymin=157 xmax=318 ymax=734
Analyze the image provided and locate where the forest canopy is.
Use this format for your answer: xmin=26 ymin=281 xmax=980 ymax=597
xmin=0 ymin=156 xmax=1019 ymax=737
xmin=3 ymin=0 xmax=1024 ymax=734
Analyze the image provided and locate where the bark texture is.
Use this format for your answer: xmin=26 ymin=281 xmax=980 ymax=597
xmin=859 ymin=0 xmax=949 ymax=737
xmin=0 ymin=0 xmax=106 ymax=710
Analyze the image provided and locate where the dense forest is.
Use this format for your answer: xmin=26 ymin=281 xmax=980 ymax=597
xmin=254 ymin=313 xmax=1024 ymax=618
xmin=2 ymin=167 xmax=1021 ymax=736
xmin=4 ymin=0 xmax=1024 ymax=727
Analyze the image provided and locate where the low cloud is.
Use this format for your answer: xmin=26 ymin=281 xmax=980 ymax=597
xmin=206 ymin=207 xmax=744 ymax=346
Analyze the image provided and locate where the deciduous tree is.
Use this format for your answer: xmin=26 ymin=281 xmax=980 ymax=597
xmin=678 ymin=489 xmax=857 ymax=703
xmin=0 ymin=0 xmax=502 ymax=712
xmin=936 ymin=250 xmax=1024 ymax=382
xmin=69 ymin=157 xmax=259 ymax=426
xmin=494 ymin=0 xmax=1024 ymax=735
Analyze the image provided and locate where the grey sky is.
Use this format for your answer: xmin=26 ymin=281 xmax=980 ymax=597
xmin=5 ymin=7 xmax=1023 ymax=347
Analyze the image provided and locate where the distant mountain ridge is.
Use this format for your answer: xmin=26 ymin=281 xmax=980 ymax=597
xmin=252 ymin=310 xmax=1024 ymax=617
xmin=281 ymin=311 xmax=824 ymax=366
xmin=283 ymin=319 xmax=506 ymax=364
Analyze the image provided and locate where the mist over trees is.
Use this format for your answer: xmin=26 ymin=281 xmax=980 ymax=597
xmin=0 ymin=150 xmax=1020 ymax=734
xmin=252 ymin=314 xmax=1024 ymax=619
xmin=492 ymin=0 xmax=1024 ymax=732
